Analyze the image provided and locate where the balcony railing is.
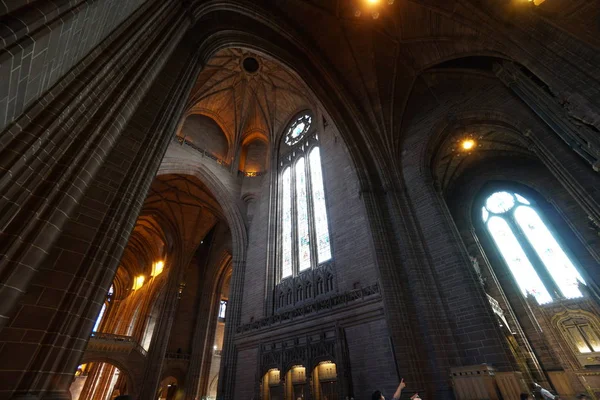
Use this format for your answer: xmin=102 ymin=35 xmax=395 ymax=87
xmin=88 ymin=332 xmax=147 ymax=357
xmin=175 ymin=137 xmax=230 ymax=168
xmin=174 ymin=136 xmax=265 ymax=178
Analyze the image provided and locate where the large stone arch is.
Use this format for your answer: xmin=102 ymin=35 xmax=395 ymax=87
xmin=156 ymin=161 xmax=246 ymax=260
xmin=78 ymin=356 xmax=139 ymax=398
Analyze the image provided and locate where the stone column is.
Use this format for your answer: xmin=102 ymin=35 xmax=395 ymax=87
xmin=360 ymin=186 xmax=455 ymax=397
xmin=0 ymin=2 xmax=202 ymax=398
xmin=184 ymin=261 xmax=229 ymax=400
xmin=217 ymin=257 xmax=247 ymax=400
xmin=137 ymin=256 xmax=188 ymax=399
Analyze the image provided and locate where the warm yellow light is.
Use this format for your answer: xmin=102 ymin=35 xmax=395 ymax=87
xmin=132 ymin=275 xmax=145 ymax=290
xmin=367 ymin=0 xmax=380 ymax=4
xmin=461 ymin=139 xmax=476 ymax=150
xmin=151 ymin=260 xmax=164 ymax=276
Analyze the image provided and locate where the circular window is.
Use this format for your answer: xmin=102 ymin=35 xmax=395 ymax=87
xmin=285 ymin=114 xmax=312 ymax=146
xmin=242 ymin=57 xmax=260 ymax=73
xmin=485 ymin=191 xmax=515 ymax=214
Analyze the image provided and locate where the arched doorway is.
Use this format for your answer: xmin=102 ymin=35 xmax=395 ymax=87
xmin=69 ymin=361 xmax=132 ymax=400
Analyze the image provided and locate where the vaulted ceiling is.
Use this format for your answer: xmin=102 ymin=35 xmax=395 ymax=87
xmin=116 ymin=174 xmax=225 ymax=289
xmin=185 ymin=48 xmax=314 ymax=149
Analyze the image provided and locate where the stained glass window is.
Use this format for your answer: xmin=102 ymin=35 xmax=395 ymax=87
xmin=296 ymin=158 xmax=312 ymax=271
xmin=309 ymin=147 xmax=331 ymax=263
xmin=219 ymin=299 xmax=227 ymax=320
xmin=281 ymin=167 xmax=293 ymax=278
xmin=93 ymin=303 xmax=106 ymax=332
xmin=487 ymin=216 xmax=553 ymax=304
xmin=285 ymin=115 xmax=312 ymax=146
xmin=279 ymin=112 xmax=332 ymax=282
xmin=482 ymin=190 xmax=584 ymax=305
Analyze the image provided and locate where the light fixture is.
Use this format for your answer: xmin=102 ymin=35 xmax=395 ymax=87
xmin=132 ymin=275 xmax=145 ymax=290
xmin=461 ymin=139 xmax=476 ymax=151
xmin=354 ymin=0 xmax=393 ymax=19
xmin=151 ymin=260 xmax=164 ymax=276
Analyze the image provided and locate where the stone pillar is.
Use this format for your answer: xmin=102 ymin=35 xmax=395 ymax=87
xmin=184 ymin=260 xmax=230 ymax=400
xmin=137 ymin=256 xmax=188 ymax=399
xmin=0 ymin=1 xmax=202 ymax=398
xmin=360 ymin=187 xmax=459 ymax=398
xmin=217 ymin=257 xmax=246 ymax=400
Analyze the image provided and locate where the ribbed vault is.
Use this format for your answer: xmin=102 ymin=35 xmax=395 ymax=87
xmin=184 ymin=48 xmax=314 ymax=163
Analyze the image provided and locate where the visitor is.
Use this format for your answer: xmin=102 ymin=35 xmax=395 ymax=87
xmin=371 ymin=378 xmax=406 ymax=400
xmin=521 ymin=394 xmax=534 ymax=400
xmin=534 ymin=383 xmax=557 ymax=400
xmin=576 ymin=395 xmax=591 ymax=400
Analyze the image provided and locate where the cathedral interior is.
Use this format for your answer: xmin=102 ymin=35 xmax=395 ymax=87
xmin=1 ymin=0 xmax=600 ymax=399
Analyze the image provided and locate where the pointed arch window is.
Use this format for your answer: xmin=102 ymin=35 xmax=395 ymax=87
xmin=481 ymin=190 xmax=585 ymax=305
xmin=279 ymin=112 xmax=332 ymax=281
xmin=92 ymin=284 xmax=114 ymax=332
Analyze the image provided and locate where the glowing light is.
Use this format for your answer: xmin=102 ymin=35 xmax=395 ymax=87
xmin=151 ymin=261 xmax=164 ymax=276
xmin=461 ymin=139 xmax=476 ymax=150
xmin=367 ymin=0 xmax=380 ymax=4
xmin=132 ymin=275 xmax=145 ymax=290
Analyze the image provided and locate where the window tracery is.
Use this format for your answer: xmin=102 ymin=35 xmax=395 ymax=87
xmin=278 ymin=112 xmax=332 ymax=281
xmin=481 ymin=190 xmax=585 ymax=305
xmin=275 ymin=111 xmax=334 ymax=311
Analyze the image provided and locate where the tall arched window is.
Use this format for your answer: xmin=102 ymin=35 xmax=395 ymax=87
xmin=92 ymin=285 xmax=113 ymax=332
xmin=279 ymin=112 xmax=332 ymax=281
xmin=481 ymin=190 xmax=585 ymax=305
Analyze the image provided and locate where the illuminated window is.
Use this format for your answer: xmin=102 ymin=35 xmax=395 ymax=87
xmin=482 ymin=190 xmax=585 ymax=305
xmin=92 ymin=285 xmax=114 ymax=332
xmin=151 ymin=260 xmax=164 ymax=276
xmin=92 ymin=303 xmax=106 ymax=332
xmin=219 ymin=299 xmax=227 ymax=320
xmin=561 ymin=316 xmax=600 ymax=354
xmin=132 ymin=275 xmax=145 ymax=291
xmin=279 ymin=112 xmax=332 ymax=282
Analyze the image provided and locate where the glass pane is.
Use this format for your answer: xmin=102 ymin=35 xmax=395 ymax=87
xmin=515 ymin=193 xmax=530 ymax=205
xmin=486 ymin=191 xmax=515 ymax=214
xmin=482 ymin=207 xmax=489 ymax=222
xmin=281 ymin=168 xmax=293 ymax=278
xmin=219 ymin=300 xmax=227 ymax=319
xmin=566 ymin=326 xmax=591 ymax=353
xmin=309 ymin=147 xmax=332 ymax=263
xmin=487 ymin=216 xmax=553 ymax=304
xmin=92 ymin=303 xmax=106 ymax=332
xmin=581 ymin=325 xmax=600 ymax=352
xmin=515 ymin=205 xmax=584 ymax=299
xmin=296 ymin=158 xmax=312 ymax=271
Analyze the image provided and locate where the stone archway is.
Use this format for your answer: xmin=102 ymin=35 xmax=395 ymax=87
xmin=74 ymin=356 xmax=138 ymax=400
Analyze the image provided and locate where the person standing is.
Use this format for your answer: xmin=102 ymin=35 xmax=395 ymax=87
xmin=371 ymin=379 xmax=406 ymax=400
